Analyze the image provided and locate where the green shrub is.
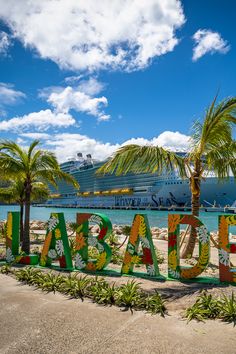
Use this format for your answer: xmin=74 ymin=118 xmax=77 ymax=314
xmin=39 ymin=272 xmax=65 ymax=293
xmin=218 ymin=293 xmax=236 ymax=324
xmin=87 ymin=277 xmax=108 ymax=298
xmin=185 ymin=291 xmax=220 ymax=322
xmin=115 ymin=280 xmax=144 ymax=312
xmin=15 ymin=267 xmax=43 ymax=284
xmin=121 ymin=225 xmax=131 ymax=236
xmin=89 ymin=280 xmax=117 ymax=305
xmin=145 ymin=291 xmax=166 ymax=317
xmin=155 ymin=249 xmax=165 ymax=264
xmin=110 ymin=246 xmax=124 ymax=265
xmin=0 ymin=264 xmax=12 ymax=274
xmin=107 ymin=232 xmax=120 ymax=246
xmin=60 ymin=274 xmax=90 ymax=300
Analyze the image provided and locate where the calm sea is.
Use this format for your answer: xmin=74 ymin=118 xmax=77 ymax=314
xmin=1 ymin=205 xmax=235 ymax=232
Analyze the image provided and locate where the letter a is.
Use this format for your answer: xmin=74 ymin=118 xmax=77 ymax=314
xmin=40 ymin=213 xmax=73 ymax=269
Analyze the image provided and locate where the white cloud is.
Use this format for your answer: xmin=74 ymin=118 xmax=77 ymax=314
xmin=123 ymin=131 xmax=190 ymax=151
xmin=41 ymin=78 xmax=110 ymax=122
xmin=152 ymin=131 xmax=190 ymax=150
xmin=0 ymin=109 xmax=75 ymax=131
xmin=77 ymin=77 xmax=105 ymax=96
xmin=20 ymin=132 xmax=50 ymax=140
xmin=64 ymin=75 xmax=84 ymax=84
xmin=0 ymin=0 xmax=185 ymax=72
xmin=0 ymin=31 xmax=10 ymax=55
xmin=0 ymin=83 xmax=25 ymax=105
xmin=192 ymin=29 xmax=230 ymax=61
xmin=40 ymin=130 xmax=190 ymax=162
xmin=45 ymin=133 xmax=120 ymax=162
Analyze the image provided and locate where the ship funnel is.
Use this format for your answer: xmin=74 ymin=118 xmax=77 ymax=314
xmin=86 ymin=154 xmax=92 ymax=161
xmin=77 ymin=152 xmax=84 ymax=162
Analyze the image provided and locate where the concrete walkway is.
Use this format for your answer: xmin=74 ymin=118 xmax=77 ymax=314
xmin=0 ymin=274 xmax=235 ymax=354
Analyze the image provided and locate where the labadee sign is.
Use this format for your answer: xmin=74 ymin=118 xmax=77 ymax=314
xmin=4 ymin=211 xmax=236 ymax=283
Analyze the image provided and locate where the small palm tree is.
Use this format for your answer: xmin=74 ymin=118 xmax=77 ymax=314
xmin=0 ymin=178 xmax=49 ymax=242
xmin=0 ymin=140 xmax=79 ymax=254
xmin=98 ymin=97 xmax=236 ymax=257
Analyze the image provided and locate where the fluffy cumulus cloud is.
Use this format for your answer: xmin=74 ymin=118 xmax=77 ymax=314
xmin=0 ymin=82 xmax=25 ymax=105
xmin=41 ymin=78 xmax=110 ymax=122
xmin=192 ymin=29 xmax=230 ymax=61
xmin=123 ymin=131 xmax=190 ymax=151
xmin=45 ymin=133 xmax=120 ymax=162
xmin=0 ymin=109 xmax=75 ymax=131
xmin=0 ymin=31 xmax=10 ymax=55
xmin=152 ymin=131 xmax=190 ymax=150
xmin=22 ymin=130 xmax=190 ymax=162
xmin=0 ymin=0 xmax=185 ymax=72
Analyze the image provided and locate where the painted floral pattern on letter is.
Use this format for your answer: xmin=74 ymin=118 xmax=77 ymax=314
xmin=55 ymin=240 xmax=64 ymax=256
xmin=219 ymin=248 xmax=229 ymax=266
xmin=196 ymin=225 xmax=209 ymax=244
xmin=74 ymin=253 xmax=86 ymax=269
xmin=47 ymin=216 xmax=58 ymax=231
xmin=6 ymin=247 xmax=14 ymax=263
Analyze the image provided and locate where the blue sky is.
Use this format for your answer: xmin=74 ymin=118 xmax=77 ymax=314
xmin=0 ymin=0 xmax=235 ymax=161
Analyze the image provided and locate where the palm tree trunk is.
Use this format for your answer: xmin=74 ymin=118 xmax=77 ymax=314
xmin=22 ymin=184 xmax=31 ymax=254
xmin=20 ymin=203 xmax=24 ymax=243
xmin=181 ymin=171 xmax=201 ymax=258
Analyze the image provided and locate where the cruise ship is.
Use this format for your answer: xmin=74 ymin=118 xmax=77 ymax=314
xmin=46 ymin=153 xmax=236 ymax=209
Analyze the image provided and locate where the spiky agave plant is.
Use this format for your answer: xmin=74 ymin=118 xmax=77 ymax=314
xmin=218 ymin=292 xmax=236 ymax=324
xmin=60 ymin=274 xmax=90 ymax=300
xmin=185 ymin=291 xmax=220 ymax=322
xmin=87 ymin=276 xmax=109 ymax=299
xmin=39 ymin=272 xmax=65 ymax=293
xmin=0 ymin=264 xmax=12 ymax=274
xmin=145 ymin=291 xmax=167 ymax=317
xmin=15 ymin=267 xmax=43 ymax=284
xmin=115 ymin=280 xmax=145 ymax=312
xmin=90 ymin=281 xmax=117 ymax=306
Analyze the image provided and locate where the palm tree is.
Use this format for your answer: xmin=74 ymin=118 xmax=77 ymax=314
xmin=0 ymin=178 xmax=49 ymax=242
xmin=0 ymin=140 xmax=79 ymax=254
xmin=98 ymin=97 xmax=236 ymax=257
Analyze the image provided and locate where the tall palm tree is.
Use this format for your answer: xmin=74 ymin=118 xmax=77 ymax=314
xmin=0 ymin=140 xmax=79 ymax=254
xmin=98 ymin=97 xmax=236 ymax=257
xmin=0 ymin=178 xmax=49 ymax=242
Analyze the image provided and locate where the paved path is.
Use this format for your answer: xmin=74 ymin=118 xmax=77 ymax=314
xmin=0 ymin=274 xmax=235 ymax=354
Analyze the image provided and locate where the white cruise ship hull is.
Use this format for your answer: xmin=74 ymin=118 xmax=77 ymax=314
xmin=48 ymin=176 xmax=236 ymax=208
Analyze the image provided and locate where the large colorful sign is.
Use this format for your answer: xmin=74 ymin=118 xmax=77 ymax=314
xmin=4 ymin=211 xmax=236 ymax=283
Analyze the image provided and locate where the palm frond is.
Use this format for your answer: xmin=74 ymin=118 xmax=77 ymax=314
xmin=0 ymin=140 xmax=28 ymax=167
xmin=27 ymin=140 xmax=40 ymax=161
xmin=205 ymin=141 xmax=236 ymax=179
xmin=52 ymin=170 xmax=79 ymax=189
xmin=190 ymin=96 xmax=236 ymax=158
xmin=0 ymin=188 xmax=15 ymax=203
xmin=97 ymin=144 xmax=187 ymax=178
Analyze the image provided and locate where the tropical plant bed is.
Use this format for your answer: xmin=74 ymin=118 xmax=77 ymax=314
xmin=1 ymin=264 xmax=236 ymax=323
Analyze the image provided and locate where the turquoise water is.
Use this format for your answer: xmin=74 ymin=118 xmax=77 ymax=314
xmin=0 ymin=205 xmax=235 ymax=232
